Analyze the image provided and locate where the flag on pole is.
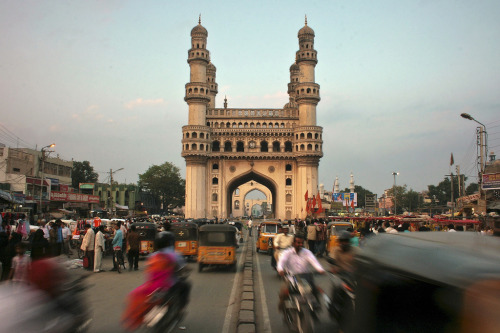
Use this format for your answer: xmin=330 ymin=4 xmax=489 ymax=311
xmin=450 ymin=153 xmax=454 ymax=166
xmin=317 ymin=193 xmax=323 ymax=213
xmin=351 ymin=198 xmax=355 ymax=209
xmin=304 ymin=190 xmax=309 ymax=201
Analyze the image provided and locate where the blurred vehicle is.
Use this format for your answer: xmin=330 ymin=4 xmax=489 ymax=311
xmin=281 ymin=272 xmax=321 ymax=333
xmin=141 ymin=265 xmax=191 ymax=333
xmin=0 ymin=260 xmax=91 ymax=333
xmin=198 ymin=224 xmax=238 ymax=272
xmin=132 ymin=222 xmax=158 ymax=256
xmin=325 ymin=221 xmax=354 ymax=254
xmin=354 ymin=232 xmax=500 ymax=333
xmin=256 ymin=220 xmax=282 ymax=254
xmin=171 ymin=222 xmax=199 ymax=261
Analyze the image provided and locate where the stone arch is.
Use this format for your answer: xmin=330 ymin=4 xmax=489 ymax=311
xmin=226 ymin=170 xmax=277 ymax=218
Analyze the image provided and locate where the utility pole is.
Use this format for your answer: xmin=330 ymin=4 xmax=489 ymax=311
xmin=39 ymin=144 xmax=55 ymax=216
xmin=108 ymin=168 xmax=123 ymax=217
xmin=445 ymin=173 xmax=455 ymax=218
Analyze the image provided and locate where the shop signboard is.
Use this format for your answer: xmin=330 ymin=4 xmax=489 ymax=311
xmin=50 ymin=191 xmax=100 ymax=203
xmin=482 ymin=173 xmax=500 ymax=190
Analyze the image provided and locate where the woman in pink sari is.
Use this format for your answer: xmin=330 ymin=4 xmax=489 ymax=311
xmin=122 ymin=232 xmax=184 ymax=330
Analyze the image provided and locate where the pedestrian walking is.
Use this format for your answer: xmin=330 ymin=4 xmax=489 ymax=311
xmin=8 ymin=242 xmax=31 ymax=284
xmin=112 ymin=223 xmax=124 ymax=273
xmin=61 ymin=222 xmax=72 ymax=256
xmin=306 ymin=220 xmax=317 ymax=253
xmin=80 ymin=224 xmax=95 ymax=271
xmin=94 ymin=226 xmax=105 ymax=273
xmin=127 ymin=225 xmax=140 ymax=271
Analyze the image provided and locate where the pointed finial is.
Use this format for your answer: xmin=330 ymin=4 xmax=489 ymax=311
xmin=305 ymin=15 xmax=308 ymax=26
xmin=199 ymin=14 xmax=201 ymax=25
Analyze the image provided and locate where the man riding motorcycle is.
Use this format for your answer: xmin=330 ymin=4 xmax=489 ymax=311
xmin=122 ymin=231 xmax=191 ymax=330
xmin=327 ymin=230 xmax=358 ymax=331
xmin=277 ymin=233 xmax=325 ymax=310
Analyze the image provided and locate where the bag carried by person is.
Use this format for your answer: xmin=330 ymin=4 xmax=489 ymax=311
xmin=83 ymin=256 xmax=89 ymax=268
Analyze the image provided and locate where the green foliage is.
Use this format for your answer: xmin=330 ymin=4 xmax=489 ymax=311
xmin=72 ymin=161 xmax=98 ymax=189
xmin=465 ymin=182 xmax=478 ymax=195
xmin=427 ymin=176 xmax=460 ymax=207
xmin=138 ymin=162 xmax=185 ymax=212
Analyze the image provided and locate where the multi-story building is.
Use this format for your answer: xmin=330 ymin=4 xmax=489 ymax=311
xmin=0 ymin=144 xmax=73 ymax=214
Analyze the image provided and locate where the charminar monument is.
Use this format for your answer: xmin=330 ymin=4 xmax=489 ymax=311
xmin=182 ymin=17 xmax=323 ymax=220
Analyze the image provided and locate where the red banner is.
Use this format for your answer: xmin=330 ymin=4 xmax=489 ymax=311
xmin=50 ymin=191 xmax=100 ymax=203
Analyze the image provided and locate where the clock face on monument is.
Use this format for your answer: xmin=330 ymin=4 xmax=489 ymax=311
xmin=249 ymin=141 xmax=256 ymax=148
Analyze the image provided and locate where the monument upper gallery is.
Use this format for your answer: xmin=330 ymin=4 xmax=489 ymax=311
xmin=182 ymin=18 xmax=323 ymax=220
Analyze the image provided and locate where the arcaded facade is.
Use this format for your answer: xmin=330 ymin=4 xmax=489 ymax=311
xmin=182 ymin=18 xmax=323 ymax=220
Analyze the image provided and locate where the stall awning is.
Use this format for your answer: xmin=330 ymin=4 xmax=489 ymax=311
xmin=115 ymin=203 xmax=129 ymax=210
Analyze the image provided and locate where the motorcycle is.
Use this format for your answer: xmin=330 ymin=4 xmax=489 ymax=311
xmin=0 ymin=261 xmax=91 ymax=333
xmin=141 ymin=265 xmax=191 ymax=333
xmin=281 ymin=272 xmax=321 ymax=333
xmin=326 ymin=271 xmax=356 ymax=332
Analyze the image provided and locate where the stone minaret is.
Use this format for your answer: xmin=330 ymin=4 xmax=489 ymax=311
xmin=294 ymin=17 xmax=323 ymax=217
xmin=207 ymin=62 xmax=218 ymax=109
xmin=182 ymin=17 xmax=211 ymax=218
xmin=350 ymin=172 xmax=355 ymax=193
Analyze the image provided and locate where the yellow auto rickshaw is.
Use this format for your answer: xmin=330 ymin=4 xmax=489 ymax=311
xmin=132 ymin=222 xmax=157 ymax=256
xmin=198 ymin=224 xmax=238 ymax=272
xmin=171 ymin=222 xmax=199 ymax=261
xmin=256 ymin=221 xmax=282 ymax=254
xmin=326 ymin=221 xmax=354 ymax=254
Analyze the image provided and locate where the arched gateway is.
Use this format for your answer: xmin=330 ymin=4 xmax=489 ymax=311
xmin=182 ymin=18 xmax=323 ymax=220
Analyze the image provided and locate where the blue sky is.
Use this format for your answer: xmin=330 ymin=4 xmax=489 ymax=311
xmin=1 ymin=0 xmax=499 ymax=197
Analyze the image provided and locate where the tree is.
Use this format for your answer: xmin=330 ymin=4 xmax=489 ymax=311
xmin=387 ymin=185 xmax=406 ymax=214
xmin=465 ymin=182 xmax=479 ymax=195
xmin=427 ymin=176 xmax=460 ymax=208
xmin=138 ymin=162 xmax=185 ymax=213
xmin=72 ymin=160 xmax=98 ymax=189
xmin=401 ymin=189 xmax=423 ymax=212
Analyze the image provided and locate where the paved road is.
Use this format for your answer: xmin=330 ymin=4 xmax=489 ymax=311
xmin=251 ymin=234 xmax=340 ymax=333
xmin=76 ymin=231 xmax=339 ymax=332
xmin=83 ymin=244 xmax=246 ymax=333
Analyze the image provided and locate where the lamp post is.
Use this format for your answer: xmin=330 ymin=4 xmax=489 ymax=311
xmin=461 ymin=113 xmax=488 ymax=214
xmin=392 ymin=172 xmax=399 ymax=215
xmin=39 ymin=143 xmax=55 ymax=215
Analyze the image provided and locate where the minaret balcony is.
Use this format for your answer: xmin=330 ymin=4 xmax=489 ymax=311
xmin=185 ymin=83 xmax=211 ymax=102
xmin=295 ymin=83 xmax=320 ymax=104
xmin=296 ymin=50 xmax=317 ymax=64
xmin=187 ymin=48 xmax=210 ymax=63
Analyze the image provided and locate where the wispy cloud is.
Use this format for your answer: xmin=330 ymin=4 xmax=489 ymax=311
xmin=124 ymin=98 xmax=166 ymax=109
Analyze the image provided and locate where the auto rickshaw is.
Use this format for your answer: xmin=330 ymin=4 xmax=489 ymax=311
xmin=256 ymin=220 xmax=282 ymax=254
xmin=131 ymin=222 xmax=157 ymax=256
xmin=171 ymin=222 xmax=198 ymax=260
xmin=325 ymin=221 xmax=354 ymax=254
xmin=198 ymin=224 xmax=238 ymax=272
xmin=353 ymin=232 xmax=500 ymax=333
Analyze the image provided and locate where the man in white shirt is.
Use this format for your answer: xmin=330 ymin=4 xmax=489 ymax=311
xmin=273 ymin=226 xmax=294 ymax=266
xmin=277 ymin=234 xmax=325 ymax=310
xmin=61 ymin=223 xmax=73 ymax=256
xmin=247 ymin=218 xmax=253 ymax=237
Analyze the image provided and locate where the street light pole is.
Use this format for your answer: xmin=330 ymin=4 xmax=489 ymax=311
xmin=392 ymin=172 xmax=399 ymax=215
xmin=39 ymin=143 xmax=55 ymax=216
xmin=461 ymin=113 xmax=488 ymax=214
